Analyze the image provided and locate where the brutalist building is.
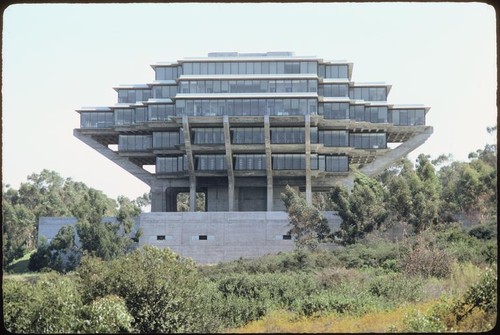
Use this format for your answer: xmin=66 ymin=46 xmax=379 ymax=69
xmin=72 ymin=52 xmax=432 ymax=262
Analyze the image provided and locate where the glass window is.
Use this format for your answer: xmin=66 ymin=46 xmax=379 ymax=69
xmin=230 ymin=62 xmax=238 ymax=74
xmin=223 ymin=62 xmax=231 ymax=74
xmin=208 ymin=62 xmax=215 ymax=75
xmin=193 ymin=62 xmax=200 ymax=74
xmin=339 ymin=65 xmax=348 ymax=78
xmin=200 ymin=62 xmax=208 ymax=75
xmin=277 ymin=62 xmax=285 ymax=74
xmin=238 ymin=62 xmax=245 ymax=74
xmin=262 ymin=62 xmax=270 ymax=74
xmin=269 ymin=62 xmax=277 ymax=74
xmin=254 ymin=62 xmax=261 ymax=74
xmin=115 ymin=108 xmax=134 ymax=126
xmin=135 ymin=107 xmax=147 ymax=123
xmin=215 ymin=62 xmax=223 ymax=74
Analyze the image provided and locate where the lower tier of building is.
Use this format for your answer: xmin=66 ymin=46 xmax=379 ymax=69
xmin=38 ymin=211 xmax=341 ymax=264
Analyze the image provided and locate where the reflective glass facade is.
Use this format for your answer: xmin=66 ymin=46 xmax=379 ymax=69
xmin=176 ymin=98 xmax=317 ymax=116
xmin=388 ymin=109 xmax=425 ymax=126
xmin=234 ymin=154 xmax=266 ymax=170
xmin=349 ymin=133 xmax=387 ymax=149
xmin=117 ymin=89 xmax=151 ymax=103
xmin=182 ymin=61 xmax=317 ymax=75
xmin=232 ymin=127 xmax=265 ymax=144
xmin=80 ymin=112 xmax=114 ymax=128
xmin=152 ymin=131 xmax=184 ymax=149
xmin=118 ymin=135 xmax=152 ymax=151
xmin=196 ymin=154 xmax=227 ymax=170
xmin=192 ymin=128 xmax=225 ymax=144
xmin=157 ymin=156 xmax=187 ymax=173
xmin=179 ymin=79 xmax=317 ymax=94
xmin=349 ymin=87 xmax=387 ymax=101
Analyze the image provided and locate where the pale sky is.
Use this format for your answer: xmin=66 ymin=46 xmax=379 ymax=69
xmin=2 ymin=3 xmax=497 ymax=201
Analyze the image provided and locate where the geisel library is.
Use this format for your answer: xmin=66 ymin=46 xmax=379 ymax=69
xmin=46 ymin=52 xmax=433 ymax=263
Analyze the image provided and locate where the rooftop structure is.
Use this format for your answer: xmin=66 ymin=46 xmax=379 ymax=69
xmin=75 ymin=52 xmax=432 ymax=212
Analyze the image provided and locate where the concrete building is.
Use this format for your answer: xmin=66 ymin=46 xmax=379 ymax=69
xmin=75 ymin=51 xmax=432 ymax=212
xmin=69 ymin=52 xmax=432 ymax=263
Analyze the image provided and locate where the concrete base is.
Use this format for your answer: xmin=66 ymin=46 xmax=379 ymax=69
xmin=139 ymin=211 xmax=341 ymax=264
xmin=38 ymin=211 xmax=342 ymax=264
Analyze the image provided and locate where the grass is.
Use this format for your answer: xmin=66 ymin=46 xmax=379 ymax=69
xmin=227 ymin=301 xmax=439 ymax=333
xmin=5 ymin=250 xmax=35 ymax=274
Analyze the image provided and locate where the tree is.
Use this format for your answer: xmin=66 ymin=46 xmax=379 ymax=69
xmin=330 ymin=173 xmax=388 ymax=244
xmin=2 ymin=200 xmax=36 ymax=266
xmin=281 ymin=185 xmax=330 ymax=250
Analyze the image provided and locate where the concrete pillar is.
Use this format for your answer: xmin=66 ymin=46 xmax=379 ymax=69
xmin=264 ymin=115 xmax=273 ymax=211
xmin=151 ymin=188 xmax=166 ymax=212
xmin=223 ymin=116 xmax=235 ymax=211
xmin=189 ymin=178 xmax=196 ymax=212
xmin=304 ymin=114 xmax=312 ymax=205
xmin=182 ymin=116 xmax=197 ymax=212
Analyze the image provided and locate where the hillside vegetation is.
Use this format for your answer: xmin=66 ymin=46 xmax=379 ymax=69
xmin=2 ymin=127 xmax=497 ymax=333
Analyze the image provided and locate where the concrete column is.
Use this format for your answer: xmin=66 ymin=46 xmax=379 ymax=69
xmin=304 ymin=114 xmax=312 ymax=205
xmin=189 ymin=178 xmax=196 ymax=212
xmin=223 ymin=116 xmax=235 ymax=211
xmin=182 ymin=116 xmax=197 ymax=212
xmin=264 ymin=115 xmax=273 ymax=211
xmin=151 ymin=187 xmax=166 ymax=212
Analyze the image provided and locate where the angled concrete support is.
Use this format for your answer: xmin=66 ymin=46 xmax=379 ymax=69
xmin=338 ymin=126 xmax=434 ymax=190
xmin=74 ymin=129 xmax=153 ymax=185
xmin=264 ymin=115 xmax=273 ymax=211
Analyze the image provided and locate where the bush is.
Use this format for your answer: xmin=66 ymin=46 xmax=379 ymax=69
xmin=403 ymin=244 xmax=454 ymax=278
xmin=402 ymin=309 xmax=446 ymax=332
xmin=333 ymin=237 xmax=401 ymax=270
xmin=76 ymin=246 xmax=223 ymax=333
xmin=81 ymin=295 xmax=134 ymax=333
xmin=3 ymin=273 xmax=84 ymax=333
xmin=468 ymin=224 xmax=496 ymax=240
xmin=315 ymin=266 xmax=367 ymax=290
xmin=403 ymin=267 xmax=497 ymax=332
xmin=368 ymin=273 xmax=423 ymax=304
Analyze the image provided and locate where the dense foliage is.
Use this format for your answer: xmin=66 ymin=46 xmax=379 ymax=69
xmin=2 ymin=170 xmax=149 ymax=271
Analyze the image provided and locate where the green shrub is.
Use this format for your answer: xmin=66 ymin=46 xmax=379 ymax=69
xmin=368 ymin=273 xmax=423 ymax=304
xmin=217 ymin=272 xmax=318 ymax=306
xmin=3 ymin=273 xmax=84 ymax=333
xmin=76 ymin=246 xmax=223 ymax=333
xmin=468 ymin=223 xmax=496 ymax=240
xmin=458 ymin=267 xmax=497 ymax=314
xmin=333 ymin=238 xmax=401 ymax=270
xmin=81 ymin=295 xmax=134 ymax=333
xmin=402 ymin=309 xmax=446 ymax=332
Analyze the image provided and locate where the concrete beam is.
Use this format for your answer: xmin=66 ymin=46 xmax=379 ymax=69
xmin=264 ymin=115 xmax=273 ymax=211
xmin=304 ymin=115 xmax=312 ymax=205
xmin=223 ymin=115 xmax=235 ymax=211
xmin=74 ymin=129 xmax=153 ymax=185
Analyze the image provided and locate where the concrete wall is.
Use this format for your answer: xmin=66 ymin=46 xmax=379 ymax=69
xmin=37 ymin=217 xmax=138 ymax=248
xmin=38 ymin=217 xmax=80 ymax=246
xmin=39 ymin=211 xmax=342 ymax=264
xmin=139 ymin=211 xmax=341 ymax=264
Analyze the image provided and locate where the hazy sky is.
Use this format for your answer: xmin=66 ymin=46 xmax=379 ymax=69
xmin=2 ymin=2 xmax=497 ymax=200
